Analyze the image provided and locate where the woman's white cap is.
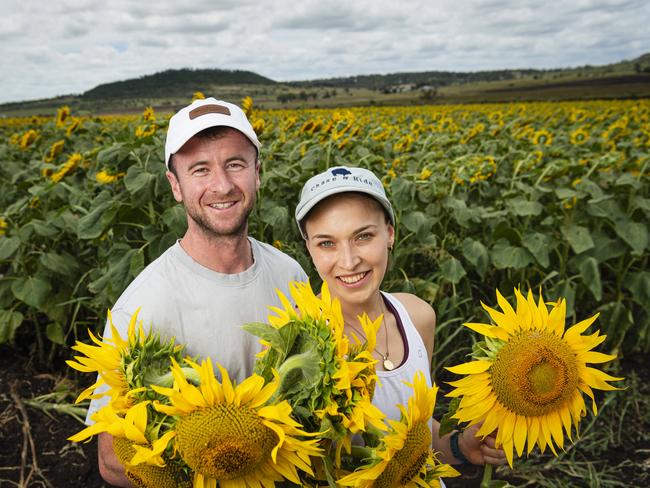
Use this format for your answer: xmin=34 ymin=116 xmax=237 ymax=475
xmin=295 ymin=166 xmax=394 ymax=238
xmin=164 ymin=97 xmax=260 ymax=168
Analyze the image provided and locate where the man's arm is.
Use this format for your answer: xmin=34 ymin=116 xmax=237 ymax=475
xmin=98 ymin=432 xmax=134 ymax=487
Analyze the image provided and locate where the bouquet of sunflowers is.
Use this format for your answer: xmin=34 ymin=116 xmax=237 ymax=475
xmin=67 ymin=281 xmax=457 ymax=488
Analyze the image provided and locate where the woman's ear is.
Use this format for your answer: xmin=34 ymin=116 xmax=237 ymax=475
xmin=388 ymin=224 xmax=395 ymax=250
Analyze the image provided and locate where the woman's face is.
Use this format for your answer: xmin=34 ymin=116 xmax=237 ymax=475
xmin=304 ymin=193 xmax=394 ymax=307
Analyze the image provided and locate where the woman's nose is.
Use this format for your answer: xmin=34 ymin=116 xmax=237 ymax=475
xmin=339 ymin=243 xmax=361 ymax=269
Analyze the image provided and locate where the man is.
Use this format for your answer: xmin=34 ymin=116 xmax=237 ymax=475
xmin=87 ymin=98 xmax=308 ymax=486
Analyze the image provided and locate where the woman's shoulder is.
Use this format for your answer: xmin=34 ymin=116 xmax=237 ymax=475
xmin=388 ymin=292 xmax=436 ymax=328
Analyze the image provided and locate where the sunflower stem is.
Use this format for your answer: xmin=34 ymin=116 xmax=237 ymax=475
xmin=481 ymin=463 xmax=493 ymax=488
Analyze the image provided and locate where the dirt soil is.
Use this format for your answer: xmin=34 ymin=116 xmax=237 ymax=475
xmin=1 ymin=339 xmax=647 ymax=488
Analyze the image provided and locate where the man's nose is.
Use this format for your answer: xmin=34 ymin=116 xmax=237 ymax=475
xmin=207 ymin=167 xmax=235 ymax=195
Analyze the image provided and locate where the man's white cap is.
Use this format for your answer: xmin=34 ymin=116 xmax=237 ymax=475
xmin=164 ymin=97 xmax=260 ymax=168
xmin=295 ymin=166 xmax=395 ymax=238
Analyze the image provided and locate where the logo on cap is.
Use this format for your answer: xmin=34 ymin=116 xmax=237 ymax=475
xmin=331 ymin=168 xmax=352 ymax=176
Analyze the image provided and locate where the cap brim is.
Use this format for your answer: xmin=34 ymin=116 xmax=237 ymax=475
xmin=296 ymin=185 xmax=394 ymax=224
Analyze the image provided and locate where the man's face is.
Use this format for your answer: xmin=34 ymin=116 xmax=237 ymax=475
xmin=166 ymin=128 xmax=260 ymax=239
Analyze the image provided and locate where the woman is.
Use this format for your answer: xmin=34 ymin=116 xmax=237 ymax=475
xmin=295 ymin=165 xmax=506 ymax=467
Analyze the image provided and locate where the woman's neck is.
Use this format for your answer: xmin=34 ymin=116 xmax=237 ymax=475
xmin=340 ymin=293 xmax=385 ymax=328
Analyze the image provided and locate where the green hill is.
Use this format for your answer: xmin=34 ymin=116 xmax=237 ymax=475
xmin=1 ymin=53 xmax=649 ymax=116
xmin=82 ymin=68 xmax=276 ymax=100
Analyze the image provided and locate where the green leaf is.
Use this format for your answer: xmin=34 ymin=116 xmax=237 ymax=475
xmin=440 ymin=257 xmax=466 ymax=284
xmin=39 ymin=252 xmax=78 ymax=277
xmin=0 ymin=310 xmax=24 ymax=343
xmin=46 ymin=322 xmax=65 ymax=345
xmin=389 ymin=177 xmax=415 ymax=208
xmin=29 ymin=219 xmax=60 ymax=238
xmin=402 ymin=211 xmax=429 ymax=234
xmin=124 ymin=165 xmax=157 ymax=195
xmin=561 ymin=224 xmax=595 ymax=254
xmin=161 ymin=205 xmax=187 ymax=236
xmin=438 ymin=397 xmax=461 ymax=437
xmin=521 ymin=232 xmax=551 ymax=268
xmin=444 ymin=197 xmax=474 ymax=228
xmin=97 ymin=143 xmax=129 ymax=165
xmin=586 ymin=199 xmax=624 ymax=222
xmin=615 ymin=173 xmax=641 ymax=189
xmin=591 ymin=231 xmax=627 ymax=262
xmin=555 ymin=188 xmax=576 ymax=200
xmin=624 ymin=272 xmax=650 ymax=306
xmin=77 ymin=200 xmax=120 ymax=240
xmin=130 ymin=248 xmax=145 ymax=277
xmin=0 ymin=237 xmax=21 ymax=260
xmin=578 ymin=257 xmax=602 ymax=301
xmin=11 ymin=276 xmax=52 ymax=308
xmin=614 ymin=221 xmax=648 ymax=256
xmin=491 ymin=241 xmax=533 ymax=269
xmin=461 ymin=238 xmax=489 ymax=278
xmin=632 ymin=196 xmax=650 ymax=216
xmin=508 ymin=198 xmax=543 ymax=216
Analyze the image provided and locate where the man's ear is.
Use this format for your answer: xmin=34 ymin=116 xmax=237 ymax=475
xmin=166 ymin=171 xmax=183 ymax=203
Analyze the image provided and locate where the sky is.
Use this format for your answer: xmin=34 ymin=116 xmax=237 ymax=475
xmin=1 ymin=0 xmax=648 ymax=104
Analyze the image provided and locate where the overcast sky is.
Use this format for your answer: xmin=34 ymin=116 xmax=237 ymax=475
xmin=1 ymin=0 xmax=648 ymax=104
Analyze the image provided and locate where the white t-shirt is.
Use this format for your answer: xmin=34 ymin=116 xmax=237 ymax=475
xmin=85 ymin=237 xmax=307 ymax=423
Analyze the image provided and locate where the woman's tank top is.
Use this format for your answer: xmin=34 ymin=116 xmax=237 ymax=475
xmin=372 ymin=291 xmax=433 ymax=422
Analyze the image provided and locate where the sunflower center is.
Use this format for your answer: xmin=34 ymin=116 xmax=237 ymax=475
xmin=375 ymin=421 xmax=431 ymax=488
xmin=176 ymin=404 xmax=279 ymax=479
xmin=113 ymin=437 xmax=192 ymax=488
xmin=490 ymin=331 xmax=579 ymax=417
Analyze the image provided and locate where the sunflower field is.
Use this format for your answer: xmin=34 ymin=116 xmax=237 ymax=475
xmin=1 ymin=97 xmax=649 ymax=486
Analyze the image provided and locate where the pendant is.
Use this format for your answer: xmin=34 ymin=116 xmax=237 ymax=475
xmin=383 ymin=358 xmax=395 ymax=371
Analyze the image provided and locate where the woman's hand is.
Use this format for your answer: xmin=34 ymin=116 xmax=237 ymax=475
xmin=458 ymin=424 xmax=508 ymax=466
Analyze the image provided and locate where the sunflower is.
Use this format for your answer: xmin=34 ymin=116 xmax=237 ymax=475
xmin=66 ymin=309 xmax=186 ymax=411
xmin=446 ymin=289 xmax=623 ymax=467
xmin=113 ymin=436 xmax=192 ymax=488
xmin=96 ymin=169 xmax=126 ymax=184
xmin=55 ymin=105 xmax=70 ymax=127
xmin=51 ymin=153 xmax=83 ymax=183
xmin=570 ymin=127 xmax=590 ymax=145
xmin=531 ymin=129 xmax=553 ymax=146
xmin=337 ymin=372 xmax=459 ymax=488
xmin=152 ymin=357 xmax=323 ymax=487
xmin=247 ymin=281 xmax=385 ymax=458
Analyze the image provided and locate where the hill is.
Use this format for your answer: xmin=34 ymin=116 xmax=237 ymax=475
xmin=82 ymin=68 xmax=276 ymax=100
xmin=1 ymin=53 xmax=649 ymax=116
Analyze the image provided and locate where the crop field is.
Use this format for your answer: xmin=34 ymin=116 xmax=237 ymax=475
xmin=0 ymin=98 xmax=649 ymax=486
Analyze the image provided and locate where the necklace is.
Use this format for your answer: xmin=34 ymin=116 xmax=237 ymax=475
xmin=347 ymin=297 xmax=395 ymax=371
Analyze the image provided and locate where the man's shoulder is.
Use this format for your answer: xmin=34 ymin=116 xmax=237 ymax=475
xmin=251 ymin=238 xmax=304 ymax=269
xmin=112 ymin=244 xmax=180 ymax=307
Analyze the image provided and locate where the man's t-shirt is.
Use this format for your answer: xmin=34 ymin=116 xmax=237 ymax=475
xmin=85 ymin=237 xmax=308 ymax=423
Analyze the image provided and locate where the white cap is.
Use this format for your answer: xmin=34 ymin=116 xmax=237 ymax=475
xmin=295 ymin=166 xmax=395 ymax=238
xmin=164 ymin=97 xmax=260 ymax=168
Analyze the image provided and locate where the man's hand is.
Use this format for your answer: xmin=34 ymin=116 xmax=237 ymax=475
xmin=98 ymin=432 xmax=134 ymax=487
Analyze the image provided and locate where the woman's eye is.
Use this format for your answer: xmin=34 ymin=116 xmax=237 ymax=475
xmin=318 ymin=240 xmax=334 ymax=248
xmin=356 ymin=233 xmax=372 ymax=241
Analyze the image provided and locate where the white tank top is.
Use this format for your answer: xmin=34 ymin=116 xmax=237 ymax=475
xmin=372 ymin=292 xmax=433 ymax=423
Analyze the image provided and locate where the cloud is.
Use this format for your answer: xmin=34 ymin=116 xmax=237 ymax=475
xmin=1 ymin=0 xmax=648 ymax=103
